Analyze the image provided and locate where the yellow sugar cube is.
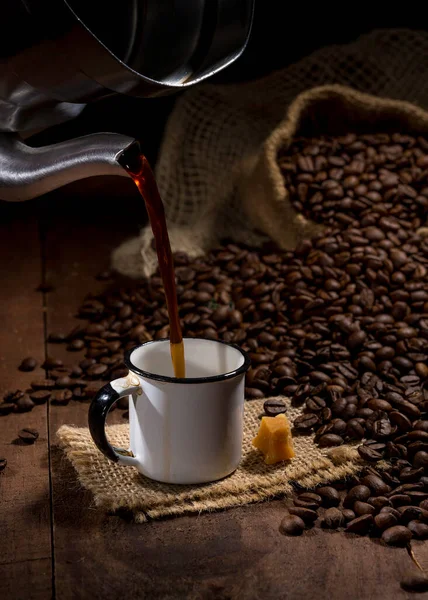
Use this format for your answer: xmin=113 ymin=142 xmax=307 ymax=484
xmin=252 ymin=414 xmax=295 ymax=464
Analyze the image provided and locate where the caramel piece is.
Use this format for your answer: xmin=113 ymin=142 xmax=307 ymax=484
xmin=252 ymin=414 xmax=295 ymax=464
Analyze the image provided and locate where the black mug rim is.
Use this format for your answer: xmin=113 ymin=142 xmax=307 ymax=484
xmin=124 ymin=337 xmax=251 ymax=384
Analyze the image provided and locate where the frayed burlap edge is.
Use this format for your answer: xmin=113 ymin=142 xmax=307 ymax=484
xmin=56 ymin=398 xmax=367 ymax=523
xmin=238 ymin=83 xmax=428 ymax=251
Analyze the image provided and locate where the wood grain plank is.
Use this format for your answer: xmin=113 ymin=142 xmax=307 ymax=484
xmin=44 ymin=199 xmax=417 ymax=600
xmin=0 ymin=202 xmax=52 ymax=600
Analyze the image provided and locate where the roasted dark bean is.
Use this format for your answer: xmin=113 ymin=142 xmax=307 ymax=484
xmin=279 ymin=515 xmax=305 ymax=536
xmin=322 ymin=507 xmax=344 ymax=529
xmin=263 ymin=399 xmax=287 ymax=417
xmin=18 ymin=428 xmax=39 ymax=444
xmin=381 ymin=525 xmax=412 ymax=546
xmin=18 ymin=357 xmax=38 ymax=372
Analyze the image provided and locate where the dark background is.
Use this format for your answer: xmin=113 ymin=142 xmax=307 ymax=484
xmin=10 ymin=5 xmax=425 ymax=222
xmin=31 ymin=5 xmax=425 ymax=164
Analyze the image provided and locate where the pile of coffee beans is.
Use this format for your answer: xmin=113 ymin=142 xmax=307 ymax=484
xmin=1 ymin=132 xmax=427 ymax=553
xmin=279 ymin=132 xmax=428 ymax=230
xmin=281 ymin=462 xmax=428 ymax=544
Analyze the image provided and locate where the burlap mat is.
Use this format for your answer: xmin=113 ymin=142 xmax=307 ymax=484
xmin=57 ymin=397 xmax=364 ymax=523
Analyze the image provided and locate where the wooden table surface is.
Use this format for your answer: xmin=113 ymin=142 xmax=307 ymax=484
xmin=1 ymin=187 xmax=427 ymax=600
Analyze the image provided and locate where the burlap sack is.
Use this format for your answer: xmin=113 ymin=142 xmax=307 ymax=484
xmin=239 ymin=84 xmax=428 ymax=251
xmin=112 ymin=28 xmax=428 ymax=278
xmin=57 ymin=398 xmax=365 ymax=523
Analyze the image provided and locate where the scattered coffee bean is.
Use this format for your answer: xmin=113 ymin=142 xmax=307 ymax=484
xmin=42 ymin=356 xmax=63 ymax=370
xmin=86 ymin=364 xmax=109 ymax=378
xmin=0 ymin=458 xmax=7 ymax=472
xmin=344 ymin=485 xmax=371 ymax=508
xmin=407 ymin=520 xmax=428 ymax=539
xmin=354 ymin=501 xmax=375 ymax=516
xmin=381 ymin=525 xmax=412 ymax=546
xmin=374 ymin=512 xmax=398 ymax=531
xmin=18 ymin=357 xmax=38 ymax=372
xmin=18 ymin=428 xmax=39 ymax=444
xmin=67 ymin=339 xmax=85 ymax=351
xmin=288 ymin=507 xmax=318 ymax=523
xmin=318 ymin=434 xmax=344 ymax=447
xmin=279 ymin=515 xmax=305 ymax=536
xmin=341 ymin=509 xmax=356 ymax=522
xmin=0 ymin=403 xmax=15 ymax=416
xmin=48 ymin=332 xmax=66 ymax=343
xmin=361 ymin=474 xmax=391 ymax=496
xmin=401 ymin=572 xmax=428 ymax=593
xmin=317 ymin=486 xmax=340 ymax=507
xmin=263 ymin=399 xmax=287 ymax=417
xmin=322 ymin=507 xmax=344 ymax=529
xmin=29 ymin=390 xmax=51 ymax=404
xmin=14 ymin=395 xmax=35 ymax=413
xmin=358 ymin=445 xmax=384 ymax=462
xmin=31 ymin=379 xmax=55 ymax=390
xmin=51 ymin=390 xmax=72 ymax=405
xmin=346 ymin=514 xmax=374 ymax=535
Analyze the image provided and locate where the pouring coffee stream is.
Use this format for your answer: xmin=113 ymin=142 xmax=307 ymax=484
xmin=118 ymin=145 xmax=185 ymax=378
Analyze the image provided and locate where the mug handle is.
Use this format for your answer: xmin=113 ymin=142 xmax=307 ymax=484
xmin=88 ymin=378 xmax=141 ymax=466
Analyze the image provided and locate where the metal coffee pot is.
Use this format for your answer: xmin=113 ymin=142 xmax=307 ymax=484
xmin=0 ymin=0 xmax=253 ymax=200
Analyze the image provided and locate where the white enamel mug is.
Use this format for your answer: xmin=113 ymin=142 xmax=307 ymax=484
xmin=88 ymin=338 xmax=251 ymax=484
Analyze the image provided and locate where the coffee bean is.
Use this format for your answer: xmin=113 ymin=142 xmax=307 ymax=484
xmin=346 ymin=419 xmax=365 ymax=440
xmin=70 ymin=365 xmax=83 ymax=378
xmin=389 ymin=411 xmax=412 ymax=432
xmin=55 ymin=376 xmax=72 ymax=389
xmin=0 ymin=402 xmax=15 ymax=415
xmin=87 ymin=364 xmax=108 ymax=378
xmin=354 ymin=501 xmax=375 ymax=516
xmin=42 ymin=356 xmax=63 ymax=370
xmin=389 ymin=494 xmax=412 ymax=507
xmin=279 ymin=515 xmax=305 ymax=536
xmin=407 ymin=520 xmax=428 ymax=539
xmin=18 ymin=428 xmax=39 ymax=444
xmin=31 ymin=379 xmax=55 ymax=390
xmin=288 ymin=506 xmax=318 ymax=523
xmin=401 ymin=572 xmax=428 ymax=593
xmin=368 ymin=496 xmax=390 ymax=510
xmin=367 ymin=399 xmax=392 ymax=412
xmin=51 ymin=390 xmax=72 ymax=405
xmin=297 ymin=492 xmax=322 ymax=506
xmin=0 ymin=457 xmax=7 ymax=472
xmin=322 ymin=507 xmax=345 ymax=529
xmin=347 ymin=330 xmax=367 ymax=350
xmin=341 ymin=509 xmax=356 ymax=522
xmin=318 ymin=434 xmax=344 ymax=447
xmin=14 ymin=395 xmax=35 ymax=413
xmin=29 ymin=390 xmax=51 ymax=404
xmin=361 ymin=474 xmax=391 ymax=496
xmin=317 ymin=486 xmax=340 ymax=507
xmin=398 ymin=506 xmax=423 ymax=524
xmin=374 ymin=512 xmax=398 ymax=530
xmin=400 ymin=467 xmax=424 ymax=483
xmin=346 ymin=514 xmax=374 ymax=535
xmin=18 ymin=357 xmax=38 ymax=372
xmin=294 ymin=413 xmax=319 ymax=430
xmin=245 ymin=387 xmax=265 ymax=400
xmin=358 ymin=445 xmax=383 ymax=462
xmin=263 ymin=399 xmax=287 ymax=417
xmin=380 ymin=507 xmax=401 ymax=519
xmin=48 ymin=332 xmax=66 ymax=343
xmin=344 ymin=485 xmax=371 ymax=508
xmin=381 ymin=525 xmax=412 ymax=546
xmin=67 ymin=339 xmax=85 ymax=351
